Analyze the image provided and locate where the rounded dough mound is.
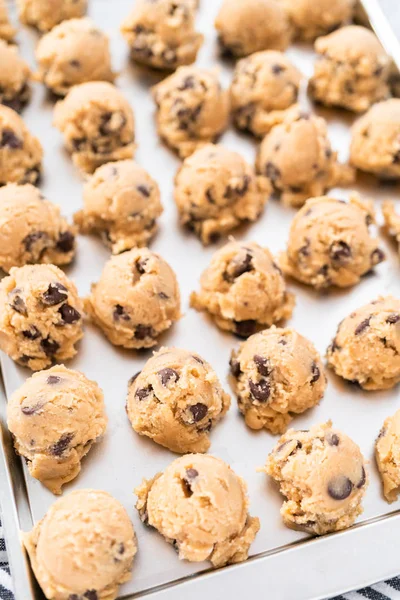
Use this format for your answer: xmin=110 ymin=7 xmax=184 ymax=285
xmin=309 ymin=26 xmax=390 ymax=113
xmin=0 ymin=40 xmax=30 ymax=113
xmin=36 ymin=18 xmax=115 ymax=97
xmin=135 ymin=454 xmax=260 ymax=567
xmin=350 ymin=99 xmax=400 ymax=179
xmin=280 ymin=195 xmax=385 ymax=289
xmin=190 ymin=239 xmax=295 ymax=338
xmin=256 ymin=107 xmax=354 ymax=207
xmin=281 ymin=0 xmax=355 ymax=40
xmin=7 ymin=365 xmax=107 ymax=494
xmin=0 ymin=105 xmax=43 ymax=186
xmin=74 ymin=160 xmax=163 ymax=254
xmin=23 ymin=490 xmax=137 ymax=600
xmin=121 ymin=0 xmax=203 ymax=70
xmin=85 ymin=248 xmax=181 ymax=349
xmin=376 ymin=409 xmax=400 ymax=503
xmin=0 ymin=264 xmax=84 ymax=371
xmin=17 ymin=0 xmax=87 ymax=32
xmin=174 ymin=144 xmax=270 ymax=244
xmin=327 ymin=296 xmax=400 ymax=391
xmin=230 ymin=326 xmax=326 ymax=434
xmin=0 ymin=0 xmax=16 ymax=42
xmin=53 ymin=81 xmax=136 ymax=173
xmin=230 ymin=50 xmax=302 ymax=137
xmin=0 ymin=183 xmax=76 ymax=273
xmin=215 ymin=0 xmax=291 ymax=57
xmin=126 ymin=347 xmax=230 ymax=453
xmin=152 ymin=66 xmax=229 ymax=158
xmin=264 ymin=421 xmax=368 ymax=535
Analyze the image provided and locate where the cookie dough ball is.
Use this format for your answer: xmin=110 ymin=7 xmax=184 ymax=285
xmin=280 ymin=195 xmax=385 ymax=289
xmin=215 ymin=0 xmax=291 ymax=57
xmin=23 ymin=490 xmax=136 ymax=600
xmin=53 ymin=81 xmax=136 ymax=173
xmin=230 ymin=327 xmax=326 ymax=434
xmin=0 ymin=0 xmax=16 ymax=42
xmin=327 ymin=296 xmax=400 ymax=390
xmin=174 ymin=144 xmax=270 ymax=244
xmin=74 ymin=160 xmax=163 ymax=254
xmin=256 ymin=108 xmax=354 ymax=207
xmin=383 ymin=201 xmax=400 ymax=253
xmin=0 ymin=40 xmax=31 ymax=113
xmin=121 ymin=0 xmax=203 ymax=71
xmin=264 ymin=421 xmax=367 ymax=534
xmin=0 ymin=183 xmax=76 ymax=273
xmin=0 ymin=105 xmax=43 ymax=185
xmin=85 ymin=248 xmax=181 ymax=349
xmin=0 ymin=264 xmax=84 ymax=371
xmin=376 ymin=409 xmax=400 ymax=502
xmin=36 ymin=18 xmax=115 ymax=97
xmin=350 ymin=99 xmax=400 ymax=179
xmin=281 ymin=0 xmax=354 ymax=40
xmin=135 ymin=454 xmax=260 ymax=566
xmin=191 ymin=240 xmax=295 ymax=338
xmin=126 ymin=347 xmax=230 ymax=453
xmin=7 ymin=365 xmax=106 ymax=494
xmin=230 ymin=51 xmax=302 ymax=137
xmin=152 ymin=66 xmax=229 ymax=158
xmin=17 ymin=0 xmax=87 ymax=32
xmin=309 ymin=26 xmax=390 ymax=113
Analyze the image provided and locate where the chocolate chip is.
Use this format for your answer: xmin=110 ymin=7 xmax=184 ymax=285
xmin=159 ymin=367 xmax=179 ymax=386
xmin=84 ymin=592 xmax=98 ymax=600
xmin=249 ymin=378 xmax=270 ymax=402
xmin=22 ymin=326 xmax=40 ymax=340
xmin=298 ymin=238 xmax=310 ymax=257
xmin=224 ymin=175 xmax=250 ymax=199
xmin=158 ymin=291 xmax=169 ymax=299
xmin=205 ymin=188 xmax=215 ymax=204
xmin=178 ymin=75 xmax=196 ymax=90
xmin=137 ymin=184 xmax=151 ymax=197
xmin=56 ymin=231 xmax=75 ymax=253
xmin=371 ymin=248 xmax=385 ymax=265
xmin=310 ymin=362 xmax=320 ymax=384
xmin=225 ymin=252 xmax=253 ymax=281
xmin=192 ymin=355 xmax=204 ymax=364
xmin=70 ymin=59 xmax=81 ymax=68
xmin=51 ymin=432 xmax=74 ymax=456
xmin=113 ymin=304 xmax=130 ymax=321
xmin=42 ymin=283 xmax=68 ymax=306
xmin=357 ymin=466 xmax=366 ymax=488
xmin=234 ymin=320 xmax=257 ymax=338
xmin=325 ymin=432 xmax=339 ymax=446
xmin=329 ymin=241 xmax=352 ymax=263
xmin=182 ymin=467 xmax=198 ymax=497
xmin=22 ymin=231 xmax=48 ymax=255
xmin=134 ymin=325 xmax=153 ymax=340
xmin=72 ymin=137 xmax=85 ymax=151
xmin=47 ymin=375 xmax=61 ymax=385
xmin=276 ymin=439 xmax=302 ymax=455
xmin=117 ymin=542 xmax=125 ymax=554
xmin=189 ymin=403 xmax=208 ymax=422
xmin=272 ymin=64 xmax=285 ymax=74
xmin=1 ymin=128 xmax=22 ymax=149
xmin=135 ymin=385 xmax=152 ymax=400
xmin=253 ymin=355 xmax=271 ymax=376
xmin=354 ymin=317 xmax=371 ymax=336
xmin=327 ymin=475 xmax=353 ymax=500
xmin=279 ymin=338 xmax=288 ymax=345
xmin=233 ymin=103 xmax=255 ymax=132
xmin=40 ymin=337 xmax=60 ymax=356
xmin=59 ymin=304 xmax=81 ymax=324
xmin=186 ymin=468 xmax=198 ymax=480
xmin=21 ymin=401 xmax=44 ymax=415
xmin=99 ymin=111 xmax=126 ymax=135
xmin=136 ymin=258 xmax=148 ymax=274
xmin=265 ymin=162 xmax=280 ymax=184
xmin=387 ymin=313 xmax=400 ymax=324
xmin=229 ymin=356 xmax=241 ymax=378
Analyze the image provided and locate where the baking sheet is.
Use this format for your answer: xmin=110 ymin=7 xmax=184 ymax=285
xmin=1 ymin=0 xmax=400 ymax=597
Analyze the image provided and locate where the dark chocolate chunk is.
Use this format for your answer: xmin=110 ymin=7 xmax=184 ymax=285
xmin=329 ymin=241 xmax=352 ymax=263
xmin=189 ymin=403 xmax=208 ymax=422
xmin=59 ymin=304 xmax=81 ymax=324
xmin=387 ymin=313 xmax=400 ymax=324
xmin=310 ymin=362 xmax=320 ymax=384
xmin=134 ymin=324 xmax=153 ymax=340
xmin=354 ymin=317 xmax=371 ymax=336
xmin=47 ymin=375 xmax=61 ymax=385
xmin=225 ymin=252 xmax=253 ymax=281
xmin=84 ymin=592 xmax=98 ymax=600
xmin=113 ymin=304 xmax=130 ymax=321
xmin=253 ymin=355 xmax=271 ymax=376
xmin=325 ymin=432 xmax=339 ymax=446
xmin=1 ymin=128 xmax=23 ymax=149
xmin=21 ymin=401 xmax=44 ymax=415
xmin=327 ymin=475 xmax=353 ymax=500
xmin=136 ymin=258 xmax=148 ymax=274
xmin=56 ymin=231 xmax=75 ymax=253
xmin=272 ymin=64 xmax=285 ymax=75
xmin=69 ymin=59 xmax=81 ymax=68
xmin=234 ymin=320 xmax=257 ymax=338
xmin=51 ymin=432 xmax=74 ymax=456
xmin=192 ymin=355 xmax=204 ymax=364
xmin=229 ymin=356 xmax=241 ymax=378
xmin=249 ymin=378 xmax=270 ymax=402
xmin=137 ymin=184 xmax=151 ymax=197
xmin=182 ymin=467 xmax=198 ymax=497
xmin=22 ymin=231 xmax=47 ymax=254
xmin=265 ymin=161 xmax=280 ymax=184
xmin=357 ymin=466 xmax=366 ymax=488
xmin=186 ymin=468 xmax=199 ymax=480
xmin=371 ymin=248 xmax=385 ymax=265
xmin=278 ymin=338 xmax=288 ymax=345
xmin=40 ymin=337 xmax=60 ymax=356
xmin=158 ymin=291 xmax=169 ymax=299
xmin=42 ymin=283 xmax=68 ymax=306
xmin=298 ymin=238 xmax=310 ymax=257
xmin=158 ymin=367 xmax=179 ymax=386
xmin=22 ymin=326 xmax=40 ymax=340
xmin=177 ymin=75 xmax=196 ymax=90
xmin=135 ymin=385 xmax=152 ymax=400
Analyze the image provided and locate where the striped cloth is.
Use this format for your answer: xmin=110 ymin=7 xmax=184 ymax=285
xmin=0 ymin=516 xmax=399 ymax=600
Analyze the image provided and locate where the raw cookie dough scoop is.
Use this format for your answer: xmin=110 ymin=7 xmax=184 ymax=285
xmin=376 ymin=409 xmax=400 ymax=503
xmin=17 ymin=0 xmax=87 ymax=32
xmin=0 ymin=40 xmax=31 ymax=113
xmin=281 ymin=0 xmax=355 ymax=40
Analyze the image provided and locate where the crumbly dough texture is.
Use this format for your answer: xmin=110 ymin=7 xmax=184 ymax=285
xmin=17 ymin=0 xmax=87 ymax=32
xmin=74 ymin=160 xmax=163 ymax=254
xmin=121 ymin=0 xmax=203 ymax=70
xmin=376 ymin=409 xmax=400 ymax=502
xmin=0 ymin=105 xmax=43 ymax=186
xmin=53 ymin=81 xmax=136 ymax=173
xmin=230 ymin=50 xmax=302 ymax=137
xmin=36 ymin=18 xmax=115 ymax=97
xmin=174 ymin=144 xmax=270 ymax=244
xmin=264 ymin=421 xmax=368 ymax=535
xmin=0 ymin=183 xmax=76 ymax=273
xmin=309 ymin=26 xmax=390 ymax=113
xmin=0 ymin=40 xmax=31 ymax=113
xmin=327 ymin=296 xmax=400 ymax=390
xmin=350 ymin=99 xmax=400 ymax=179
xmin=0 ymin=0 xmax=16 ymax=41
xmin=152 ymin=66 xmax=229 ymax=158
xmin=7 ymin=365 xmax=106 ymax=494
xmin=281 ymin=0 xmax=355 ymax=40
xmin=280 ymin=195 xmax=385 ymax=289
xmin=85 ymin=248 xmax=181 ymax=349
xmin=0 ymin=264 xmax=84 ymax=371
xmin=383 ymin=201 xmax=400 ymax=252
xmin=256 ymin=107 xmax=354 ymax=207
xmin=23 ymin=490 xmax=137 ymax=600
xmin=215 ymin=0 xmax=291 ymax=57
xmin=126 ymin=347 xmax=230 ymax=453
xmin=135 ymin=454 xmax=260 ymax=566
xmin=230 ymin=327 xmax=326 ymax=434
xmin=191 ymin=239 xmax=295 ymax=338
